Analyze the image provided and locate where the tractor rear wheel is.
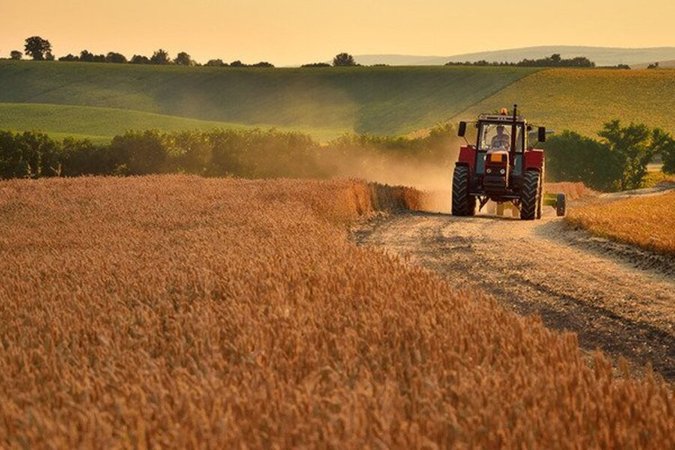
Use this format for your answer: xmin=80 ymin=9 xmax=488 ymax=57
xmin=520 ymin=170 xmax=541 ymax=220
xmin=452 ymin=165 xmax=475 ymax=216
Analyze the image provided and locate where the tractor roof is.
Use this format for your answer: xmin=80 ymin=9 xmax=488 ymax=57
xmin=478 ymin=113 xmax=526 ymax=123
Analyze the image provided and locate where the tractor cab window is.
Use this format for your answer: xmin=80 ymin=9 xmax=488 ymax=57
xmin=478 ymin=123 xmax=524 ymax=152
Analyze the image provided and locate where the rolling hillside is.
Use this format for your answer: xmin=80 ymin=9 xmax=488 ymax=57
xmin=0 ymin=61 xmax=537 ymax=139
xmin=453 ymin=68 xmax=675 ymax=137
xmin=2 ymin=61 xmax=674 ymax=142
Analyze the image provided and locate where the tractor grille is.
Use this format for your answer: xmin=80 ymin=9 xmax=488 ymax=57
xmin=484 ymin=174 xmax=508 ymax=191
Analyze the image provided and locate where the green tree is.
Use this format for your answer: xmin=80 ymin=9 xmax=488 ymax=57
xmin=105 ymin=52 xmax=127 ymax=63
xmin=150 ymin=49 xmax=171 ymax=65
xmin=598 ymin=120 xmax=657 ymax=190
xmin=544 ymin=131 xmax=623 ymax=191
xmin=174 ymin=51 xmax=194 ymax=66
xmin=0 ymin=131 xmax=62 ymax=178
xmin=205 ymin=59 xmax=227 ymax=67
xmin=61 ymin=138 xmax=115 ymax=176
xmin=652 ymin=128 xmax=675 ymax=174
xmin=10 ymin=50 xmax=22 ymax=60
xmin=58 ymin=54 xmax=79 ymax=62
xmin=130 ymin=54 xmax=150 ymax=64
xmin=109 ymin=130 xmax=167 ymax=174
xmin=333 ymin=52 xmax=356 ymax=66
xmin=166 ymin=131 xmax=212 ymax=174
xmin=24 ymin=36 xmax=52 ymax=60
xmin=80 ymin=50 xmax=94 ymax=62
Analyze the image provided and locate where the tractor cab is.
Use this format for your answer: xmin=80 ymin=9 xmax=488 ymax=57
xmin=473 ymin=114 xmax=530 ymax=194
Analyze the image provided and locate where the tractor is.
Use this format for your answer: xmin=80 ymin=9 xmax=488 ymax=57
xmin=451 ymin=105 xmax=565 ymax=220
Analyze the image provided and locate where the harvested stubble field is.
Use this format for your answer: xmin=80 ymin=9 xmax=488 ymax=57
xmin=0 ymin=175 xmax=672 ymax=448
xmin=566 ymin=190 xmax=675 ymax=255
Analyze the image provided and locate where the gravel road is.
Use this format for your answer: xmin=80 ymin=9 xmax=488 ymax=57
xmin=355 ymin=203 xmax=675 ymax=381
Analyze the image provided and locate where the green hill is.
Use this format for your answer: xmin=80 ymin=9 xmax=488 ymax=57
xmin=3 ymin=62 xmax=673 ymax=143
xmin=0 ymin=61 xmax=537 ymax=139
xmin=453 ymin=68 xmax=675 ymax=137
xmin=0 ymin=103 xmax=343 ymax=143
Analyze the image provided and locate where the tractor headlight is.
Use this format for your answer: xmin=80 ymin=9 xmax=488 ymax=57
xmin=500 ymin=168 xmax=506 ymax=175
xmin=486 ymin=168 xmax=492 ymax=174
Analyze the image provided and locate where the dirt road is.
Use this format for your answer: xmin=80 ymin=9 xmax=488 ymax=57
xmin=355 ymin=205 xmax=675 ymax=381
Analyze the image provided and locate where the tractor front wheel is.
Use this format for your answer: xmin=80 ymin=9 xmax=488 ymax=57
xmin=520 ymin=170 xmax=541 ymax=220
xmin=452 ymin=165 xmax=475 ymax=216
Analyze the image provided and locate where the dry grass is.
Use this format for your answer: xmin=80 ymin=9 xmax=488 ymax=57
xmin=642 ymin=171 xmax=675 ymax=189
xmin=545 ymin=182 xmax=596 ymax=201
xmin=0 ymin=175 xmax=672 ymax=448
xmin=567 ymin=190 xmax=675 ymax=255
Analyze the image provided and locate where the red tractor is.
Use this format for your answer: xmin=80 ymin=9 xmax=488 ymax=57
xmin=452 ymin=105 xmax=565 ymax=220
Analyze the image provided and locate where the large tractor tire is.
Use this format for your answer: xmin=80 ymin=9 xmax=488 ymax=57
xmin=452 ymin=165 xmax=476 ymax=216
xmin=520 ymin=170 xmax=541 ymax=220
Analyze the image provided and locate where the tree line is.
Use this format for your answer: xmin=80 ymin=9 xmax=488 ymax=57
xmin=0 ymin=126 xmax=459 ymax=181
xmin=543 ymin=121 xmax=675 ymax=190
xmin=7 ymin=36 xmax=275 ymax=67
xmin=1 ymin=122 xmax=673 ymax=191
xmin=7 ymin=36 xmax=365 ymax=68
xmin=445 ymin=53 xmax=596 ymax=68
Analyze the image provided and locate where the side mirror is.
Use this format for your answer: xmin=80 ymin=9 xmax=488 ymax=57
xmin=458 ymin=121 xmax=467 ymax=137
xmin=538 ymin=127 xmax=546 ymax=142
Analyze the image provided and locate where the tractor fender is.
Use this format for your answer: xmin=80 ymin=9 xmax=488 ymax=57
xmin=457 ymin=146 xmax=476 ymax=172
xmin=524 ymin=149 xmax=544 ymax=172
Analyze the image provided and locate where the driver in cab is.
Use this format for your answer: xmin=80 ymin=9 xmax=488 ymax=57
xmin=490 ymin=125 xmax=510 ymax=151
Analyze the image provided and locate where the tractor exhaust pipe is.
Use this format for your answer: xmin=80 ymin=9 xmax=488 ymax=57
xmin=511 ymin=104 xmax=517 ymax=153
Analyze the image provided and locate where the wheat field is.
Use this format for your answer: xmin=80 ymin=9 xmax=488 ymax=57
xmin=545 ymin=182 xmax=595 ymax=200
xmin=567 ymin=190 xmax=675 ymax=254
xmin=0 ymin=176 xmax=672 ymax=448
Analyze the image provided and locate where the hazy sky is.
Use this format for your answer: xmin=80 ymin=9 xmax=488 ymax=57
xmin=2 ymin=0 xmax=674 ymax=65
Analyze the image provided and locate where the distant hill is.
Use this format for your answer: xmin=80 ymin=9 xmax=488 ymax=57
xmin=631 ymin=59 xmax=675 ymax=69
xmin=355 ymin=46 xmax=675 ymax=67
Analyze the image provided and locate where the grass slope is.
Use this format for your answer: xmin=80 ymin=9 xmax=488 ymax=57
xmin=454 ymin=68 xmax=675 ymax=136
xmin=0 ymin=103 xmax=343 ymax=143
xmin=0 ymin=61 xmax=537 ymax=137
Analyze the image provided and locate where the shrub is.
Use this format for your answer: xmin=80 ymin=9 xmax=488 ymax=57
xmin=544 ymin=131 xmax=623 ymax=191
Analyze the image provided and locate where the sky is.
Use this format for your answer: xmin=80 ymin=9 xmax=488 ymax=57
xmin=2 ymin=0 xmax=674 ymax=66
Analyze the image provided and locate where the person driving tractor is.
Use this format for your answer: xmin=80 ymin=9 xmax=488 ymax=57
xmin=490 ymin=125 xmax=510 ymax=150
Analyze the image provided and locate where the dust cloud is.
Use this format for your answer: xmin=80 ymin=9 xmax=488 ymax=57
xmin=323 ymin=138 xmax=461 ymax=213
